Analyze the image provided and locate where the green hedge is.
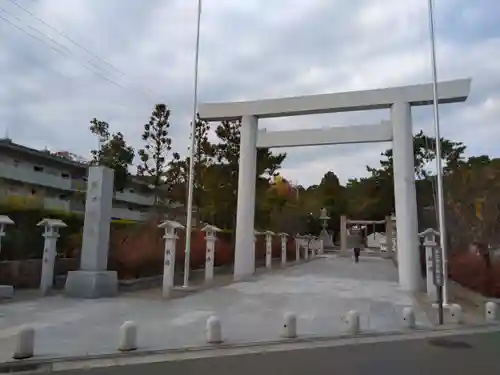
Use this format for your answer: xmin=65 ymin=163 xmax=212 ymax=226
xmin=0 ymin=204 xmax=84 ymax=260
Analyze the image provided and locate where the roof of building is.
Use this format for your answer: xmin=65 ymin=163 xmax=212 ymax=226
xmin=0 ymin=138 xmax=87 ymax=169
xmin=0 ymin=138 xmax=156 ymax=188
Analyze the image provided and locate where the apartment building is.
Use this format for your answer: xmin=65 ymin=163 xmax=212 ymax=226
xmin=0 ymin=138 xmax=162 ymax=221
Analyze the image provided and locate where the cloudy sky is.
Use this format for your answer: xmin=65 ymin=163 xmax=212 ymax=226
xmin=0 ymin=0 xmax=498 ymax=186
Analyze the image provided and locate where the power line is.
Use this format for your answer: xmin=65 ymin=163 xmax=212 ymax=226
xmin=3 ymin=43 xmax=143 ymax=114
xmin=0 ymin=5 xmax=75 ymax=55
xmin=0 ymin=12 xmax=156 ymax=103
xmin=1 ymin=1 xmax=162 ymax=102
xmin=6 ymin=0 xmax=124 ymax=76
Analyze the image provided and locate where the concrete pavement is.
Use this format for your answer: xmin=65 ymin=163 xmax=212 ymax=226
xmin=0 ymin=255 xmax=429 ymax=362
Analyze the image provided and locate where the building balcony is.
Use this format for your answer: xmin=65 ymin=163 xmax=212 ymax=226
xmin=0 ymin=163 xmax=72 ymax=190
xmin=114 ymin=190 xmax=154 ymax=206
xmin=70 ymin=179 xmax=155 ymax=207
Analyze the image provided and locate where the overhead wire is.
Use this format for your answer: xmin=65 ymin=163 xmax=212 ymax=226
xmin=0 ymin=11 xmax=157 ymax=104
xmin=6 ymin=0 xmax=125 ymax=77
xmin=3 ymin=43 xmax=146 ymax=116
xmin=0 ymin=2 xmax=162 ymax=103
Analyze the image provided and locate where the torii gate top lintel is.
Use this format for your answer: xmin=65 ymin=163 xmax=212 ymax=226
xmin=198 ymin=78 xmax=471 ymax=122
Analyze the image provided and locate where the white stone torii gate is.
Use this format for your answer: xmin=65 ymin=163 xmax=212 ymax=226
xmin=199 ymin=78 xmax=471 ymax=292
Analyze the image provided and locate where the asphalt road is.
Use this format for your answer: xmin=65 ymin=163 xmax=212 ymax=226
xmin=42 ymin=330 xmax=500 ymax=375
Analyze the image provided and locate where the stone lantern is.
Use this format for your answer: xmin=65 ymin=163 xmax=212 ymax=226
xmin=278 ymin=232 xmax=289 ymax=266
xmin=158 ymin=220 xmax=184 ymax=297
xmin=37 ymin=218 xmax=67 ymax=295
xmin=0 ymin=215 xmax=15 ymax=298
xmin=419 ymin=228 xmax=440 ymax=300
xmin=201 ymin=224 xmax=221 ymax=282
xmin=262 ymin=231 xmax=275 ymax=269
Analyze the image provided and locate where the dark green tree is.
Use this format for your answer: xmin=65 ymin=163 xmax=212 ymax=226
xmin=368 ymin=130 xmax=466 ymax=178
xmin=137 ymin=104 xmax=179 ymax=205
xmin=165 ymin=114 xmax=214 ymax=217
xmin=210 ymin=120 xmax=287 ymax=230
xmin=89 ymin=118 xmax=135 ymax=192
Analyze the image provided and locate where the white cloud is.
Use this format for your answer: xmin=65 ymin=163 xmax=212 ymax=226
xmin=0 ymin=0 xmax=497 ymax=187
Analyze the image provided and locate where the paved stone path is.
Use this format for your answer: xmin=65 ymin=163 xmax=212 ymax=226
xmin=0 ymin=255 xmax=429 ymax=361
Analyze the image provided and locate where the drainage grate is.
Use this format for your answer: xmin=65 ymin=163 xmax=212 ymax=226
xmin=427 ymin=338 xmax=473 ymax=349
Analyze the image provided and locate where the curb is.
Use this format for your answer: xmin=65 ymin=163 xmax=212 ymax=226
xmin=2 ymin=324 xmax=499 ymax=373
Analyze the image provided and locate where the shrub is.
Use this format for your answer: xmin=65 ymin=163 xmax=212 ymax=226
xmin=0 ymin=204 xmax=83 ymax=260
xmin=449 ymin=252 xmax=500 ymax=297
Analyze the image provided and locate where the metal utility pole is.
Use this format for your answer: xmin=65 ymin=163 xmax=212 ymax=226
xmin=427 ymin=0 xmax=449 ymax=305
xmin=183 ymin=0 xmax=203 ymax=288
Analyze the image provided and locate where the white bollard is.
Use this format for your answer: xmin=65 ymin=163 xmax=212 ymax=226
xmin=282 ymin=313 xmax=297 ymax=338
xmin=485 ymin=302 xmax=498 ymax=323
xmin=449 ymin=304 xmax=463 ymax=324
xmin=402 ymin=307 xmax=416 ymax=329
xmin=344 ymin=310 xmax=360 ymax=334
xmin=206 ymin=315 xmax=223 ymax=344
xmin=118 ymin=321 xmax=138 ymax=352
xmin=12 ymin=326 xmax=35 ymax=360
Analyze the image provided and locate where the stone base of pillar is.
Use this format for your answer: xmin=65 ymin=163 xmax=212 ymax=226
xmin=65 ymin=270 xmax=118 ymax=298
xmin=0 ymin=284 xmax=13 ymax=298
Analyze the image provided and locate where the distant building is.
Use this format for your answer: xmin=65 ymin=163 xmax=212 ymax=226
xmin=0 ymin=138 xmax=185 ymax=222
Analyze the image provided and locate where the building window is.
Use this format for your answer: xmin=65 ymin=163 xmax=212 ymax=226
xmin=59 ymin=194 xmax=68 ymax=200
xmin=33 ymin=166 xmax=44 ymax=172
xmin=61 ymin=173 xmax=70 ymax=179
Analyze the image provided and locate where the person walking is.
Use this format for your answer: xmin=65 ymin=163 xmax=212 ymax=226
xmin=353 ymin=247 xmax=361 ymax=263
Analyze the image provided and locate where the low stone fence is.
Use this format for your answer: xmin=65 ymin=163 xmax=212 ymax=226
xmin=0 ymin=258 xmax=79 ymax=288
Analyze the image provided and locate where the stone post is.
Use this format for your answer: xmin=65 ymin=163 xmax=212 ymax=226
xmin=391 ymin=214 xmax=397 ymax=254
xmin=294 ymin=234 xmax=301 ymax=263
xmin=0 ymin=215 xmax=14 ymax=298
xmin=303 ymin=235 xmax=310 ymax=260
xmin=158 ymin=220 xmax=184 ymax=297
xmin=307 ymin=235 xmax=315 ymax=260
xmin=278 ymin=233 xmax=288 ymax=266
xmin=65 ymin=166 xmax=118 ymax=298
xmin=319 ymin=208 xmax=333 ymax=248
xmin=263 ymin=231 xmax=275 ymax=269
xmin=419 ymin=228 xmax=440 ymax=300
xmin=253 ymin=230 xmax=261 ymax=273
xmin=37 ymin=218 xmax=67 ymax=296
xmin=202 ymin=224 xmax=221 ymax=283
xmin=340 ymin=215 xmax=347 ymax=252
xmin=312 ymin=237 xmax=319 ymax=257
xmin=385 ymin=215 xmax=393 ymax=253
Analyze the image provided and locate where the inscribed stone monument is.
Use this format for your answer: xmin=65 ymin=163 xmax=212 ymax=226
xmin=65 ymin=166 xmax=118 ymax=298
